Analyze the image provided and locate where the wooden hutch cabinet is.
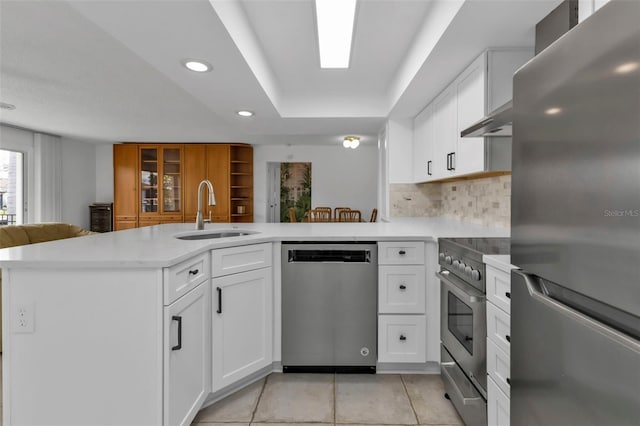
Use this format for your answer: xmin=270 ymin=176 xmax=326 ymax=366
xmin=113 ymin=143 xmax=253 ymax=230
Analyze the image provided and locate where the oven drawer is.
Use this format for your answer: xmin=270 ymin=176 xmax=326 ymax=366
xmin=486 ymin=264 xmax=511 ymax=314
xmin=441 ymin=346 xmax=487 ymax=426
xmin=487 ymin=302 xmax=511 ymax=355
xmin=487 ymin=337 xmax=510 ymax=397
xmin=378 ymin=265 xmax=425 ymax=314
xmin=378 ymin=315 xmax=426 ymax=362
xmin=378 ymin=242 xmax=425 ymax=265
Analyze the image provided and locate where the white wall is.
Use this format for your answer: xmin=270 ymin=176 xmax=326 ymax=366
xmin=95 ymin=143 xmax=114 ymax=202
xmin=253 ymin=144 xmax=378 ymax=223
xmin=387 ymin=118 xmax=414 ymax=184
xmin=61 ymin=137 xmax=97 ymax=229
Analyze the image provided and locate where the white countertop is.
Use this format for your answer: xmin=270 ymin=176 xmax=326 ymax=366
xmin=0 ymin=219 xmax=509 ymax=268
xmin=483 ymin=254 xmax=517 ymax=272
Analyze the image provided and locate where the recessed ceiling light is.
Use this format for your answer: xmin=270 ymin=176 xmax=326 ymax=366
xmin=315 ymin=0 xmax=357 ymax=68
xmin=237 ymin=110 xmax=254 ymax=117
xmin=545 ymin=107 xmax=562 ymax=115
xmin=614 ymin=61 xmax=639 ymax=74
xmin=0 ymin=102 xmax=16 ymax=110
xmin=182 ymin=59 xmax=212 ymax=73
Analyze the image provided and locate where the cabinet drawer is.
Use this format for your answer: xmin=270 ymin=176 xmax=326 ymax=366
xmin=487 ymin=337 xmax=510 ymax=397
xmin=486 ymin=265 xmax=511 ymax=314
xmin=487 ymin=376 xmax=510 ymax=426
xmin=378 ymin=242 xmax=425 ymax=265
xmin=164 ymin=252 xmax=210 ymax=305
xmin=212 ymin=243 xmax=272 ymax=277
xmin=377 ymin=315 xmax=426 ymax=363
xmin=378 ymin=265 xmax=426 ymax=314
xmin=487 ymin=302 xmax=511 ymax=355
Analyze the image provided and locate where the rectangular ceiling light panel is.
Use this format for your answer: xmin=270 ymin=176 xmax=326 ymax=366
xmin=315 ymin=0 xmax=357 ymax=68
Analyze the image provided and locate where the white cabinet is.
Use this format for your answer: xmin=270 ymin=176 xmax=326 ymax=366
xmin=377 ymin=241 xmax=427 ymax=363
xmin=386 ymin=118 xmax=415 ymax=184
xmin=488 ymin=376 xmax=510 ymax=426
xmin=211 ymin=245 xmax=273 ymax=392
xmin=413 ymin=48 xmax=533 ymax=182
xmin=164 ymin=283 xmax=211 ymax=426
xmin=485 ymin=256 xmax=516 ymax=426
xmin=413 ymin=103 xmax=435 ymax=182
xmin=378 ymin=265 xmax=426 ymax=314
xmin=432 ymin=85 xmax=457 ymax=180
xmin=378 ymin=314 xmax=427 ymax=363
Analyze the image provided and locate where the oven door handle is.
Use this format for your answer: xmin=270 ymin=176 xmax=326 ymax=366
xmin=437 ymin=271 xmax=485 ymax=304
xmin=441 ymin=362 xmax=484 ymax=405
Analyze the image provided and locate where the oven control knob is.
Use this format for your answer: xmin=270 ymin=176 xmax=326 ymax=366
xmin=471 ymin=269 xmax=481 ymax=281
xmin=445 ymin=255 xmax=452 ymax=265
xmin=439 ymin=252 xmax=445 ymax=260
xmin=465 ymin=265 xmax=473 ymax=275
xmin=458 ymin=262 xmax=466 ymax=272
xmin=453 ymin=260 xmax=460 ymax=269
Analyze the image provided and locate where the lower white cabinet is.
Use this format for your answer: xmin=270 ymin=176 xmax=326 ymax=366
xmin=377 ymin=314 xmax=426 ymax=363
xmin=164 ymin=282 xmax=211 ymax=426
xmin=488 ymin=377 xmax=510 ymax=426
xmin=212 ymin=267 xmax=273 ymax=391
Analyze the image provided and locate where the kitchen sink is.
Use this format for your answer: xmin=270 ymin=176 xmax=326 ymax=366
xmin=174 ymin=230 xmax=259 ymax=240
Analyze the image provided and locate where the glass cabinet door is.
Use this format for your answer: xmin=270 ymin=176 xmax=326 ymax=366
xmin=140 ymin=148 xmax=158 ymax=213
xmin=162 ymin=148 xmax=182 ymax=213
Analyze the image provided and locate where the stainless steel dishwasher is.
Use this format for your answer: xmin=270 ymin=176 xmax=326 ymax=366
xmin=281 ymin=242 xmax=378 ymax=373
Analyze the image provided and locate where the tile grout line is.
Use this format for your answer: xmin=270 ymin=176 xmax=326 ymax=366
xmin=249 ymin=374 xmax=269 ymax=425
xmin=399 ymin=374 xmax=420 ymax=426
xmin=333 ymin=372 xmax=337 ymax=426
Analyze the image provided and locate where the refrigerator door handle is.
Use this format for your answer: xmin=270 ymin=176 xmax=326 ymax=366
xmin=516 ymin=271 xmax=640 ymax=351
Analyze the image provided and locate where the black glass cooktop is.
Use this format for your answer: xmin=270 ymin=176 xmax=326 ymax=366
xmin=444 ymin=237 xmax=511 ymax=256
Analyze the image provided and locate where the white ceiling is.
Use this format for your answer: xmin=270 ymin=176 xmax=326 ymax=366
xmin=0 ymin=0 xmax=562 ymax=146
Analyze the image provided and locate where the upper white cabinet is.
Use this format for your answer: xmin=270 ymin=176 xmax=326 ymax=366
xmin=387 ymin=118 xmax=415 ymax=184
xmin=414 ymin=48 xmax=533 ymax=182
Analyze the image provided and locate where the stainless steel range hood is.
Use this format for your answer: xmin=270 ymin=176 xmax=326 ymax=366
xmin=460 ymin=101 xmax=512 ymax=138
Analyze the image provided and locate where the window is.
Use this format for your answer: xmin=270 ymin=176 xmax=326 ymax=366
xmin=0 ymin=149 xmax=24 ymax=225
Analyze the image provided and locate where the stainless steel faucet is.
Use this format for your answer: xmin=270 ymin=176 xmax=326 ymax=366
xmin=195 ymin=179 xmax=216 ymax=230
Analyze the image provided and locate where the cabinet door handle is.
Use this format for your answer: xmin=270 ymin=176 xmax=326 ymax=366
xmin=398 ymin=250 xmax=406 ymax=255
xmin=188 ymin=269 xmax=199 ymax=276
xmin=399 ymin=284 xmax=407 ymax=290
xmin=446 ymin=153 xmax=450 ymax=170
xmin=216 ymin=286 xmax=222 ymax=314
xmin=506 ymin=378 xmax=511 ymax=385
xmin=399 ymin=334 xmax=407 ymax=341
xmin=505 ymin=291 xmax=511 ymax=299
xmin=171 ymin=315 xmax=182 ymax=351
xmin=427 ymin=160 xmax=432 ymax=176
xmin=505 ymin=335 xmax=511 ymax=343
xmin=449 ymin=152 xmax=455 ymax=170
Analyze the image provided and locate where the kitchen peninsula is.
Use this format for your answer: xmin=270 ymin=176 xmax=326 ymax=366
xmin=1 ymin=220 xmax=508 ymax=426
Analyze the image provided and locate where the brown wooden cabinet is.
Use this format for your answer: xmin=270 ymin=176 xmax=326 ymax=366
xmin=114 ymin=143 xmax=253 ymax=229
xmin=113 ymin=144 xmax=138 ymax=231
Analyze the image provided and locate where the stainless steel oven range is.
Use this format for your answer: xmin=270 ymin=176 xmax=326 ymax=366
xmin=437 ymin=238 xmax=510 ymax=426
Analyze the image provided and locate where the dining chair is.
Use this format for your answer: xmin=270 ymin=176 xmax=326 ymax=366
xmin=288 ymin=207 xmax=297 ymax=223
xmin=339 ymin=209 xmax=362 ymax=222
xmin=334 ymin=207 xmax=350 ymax=222
xmin=369 ymin=208 xmax=378 ymax=222
xmin=308 ymin=209 xmax=332 ymax=222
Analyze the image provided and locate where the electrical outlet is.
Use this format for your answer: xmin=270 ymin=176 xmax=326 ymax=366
xmin=13 ymin=304 xmax=34 ymax=333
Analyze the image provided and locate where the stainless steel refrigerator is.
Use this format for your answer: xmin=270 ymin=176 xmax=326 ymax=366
xmin=510 ymin=1 xmax=640 ymax=425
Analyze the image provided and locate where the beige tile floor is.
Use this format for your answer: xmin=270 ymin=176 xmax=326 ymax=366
xmin=192 ymin=373 xmax=463 ymax=426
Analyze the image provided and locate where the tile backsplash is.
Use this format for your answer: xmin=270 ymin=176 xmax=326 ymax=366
xmin=389 ymin=175 xmax=511 ymax=228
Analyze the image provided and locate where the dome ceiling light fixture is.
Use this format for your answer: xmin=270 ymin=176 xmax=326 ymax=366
xmin=237 ymin=110 xmax=254 ymax=117
xmin=182 ymin=59 xmax=213 ymax=73
xmin=343 ymin=135 xmax=360 ymax=149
